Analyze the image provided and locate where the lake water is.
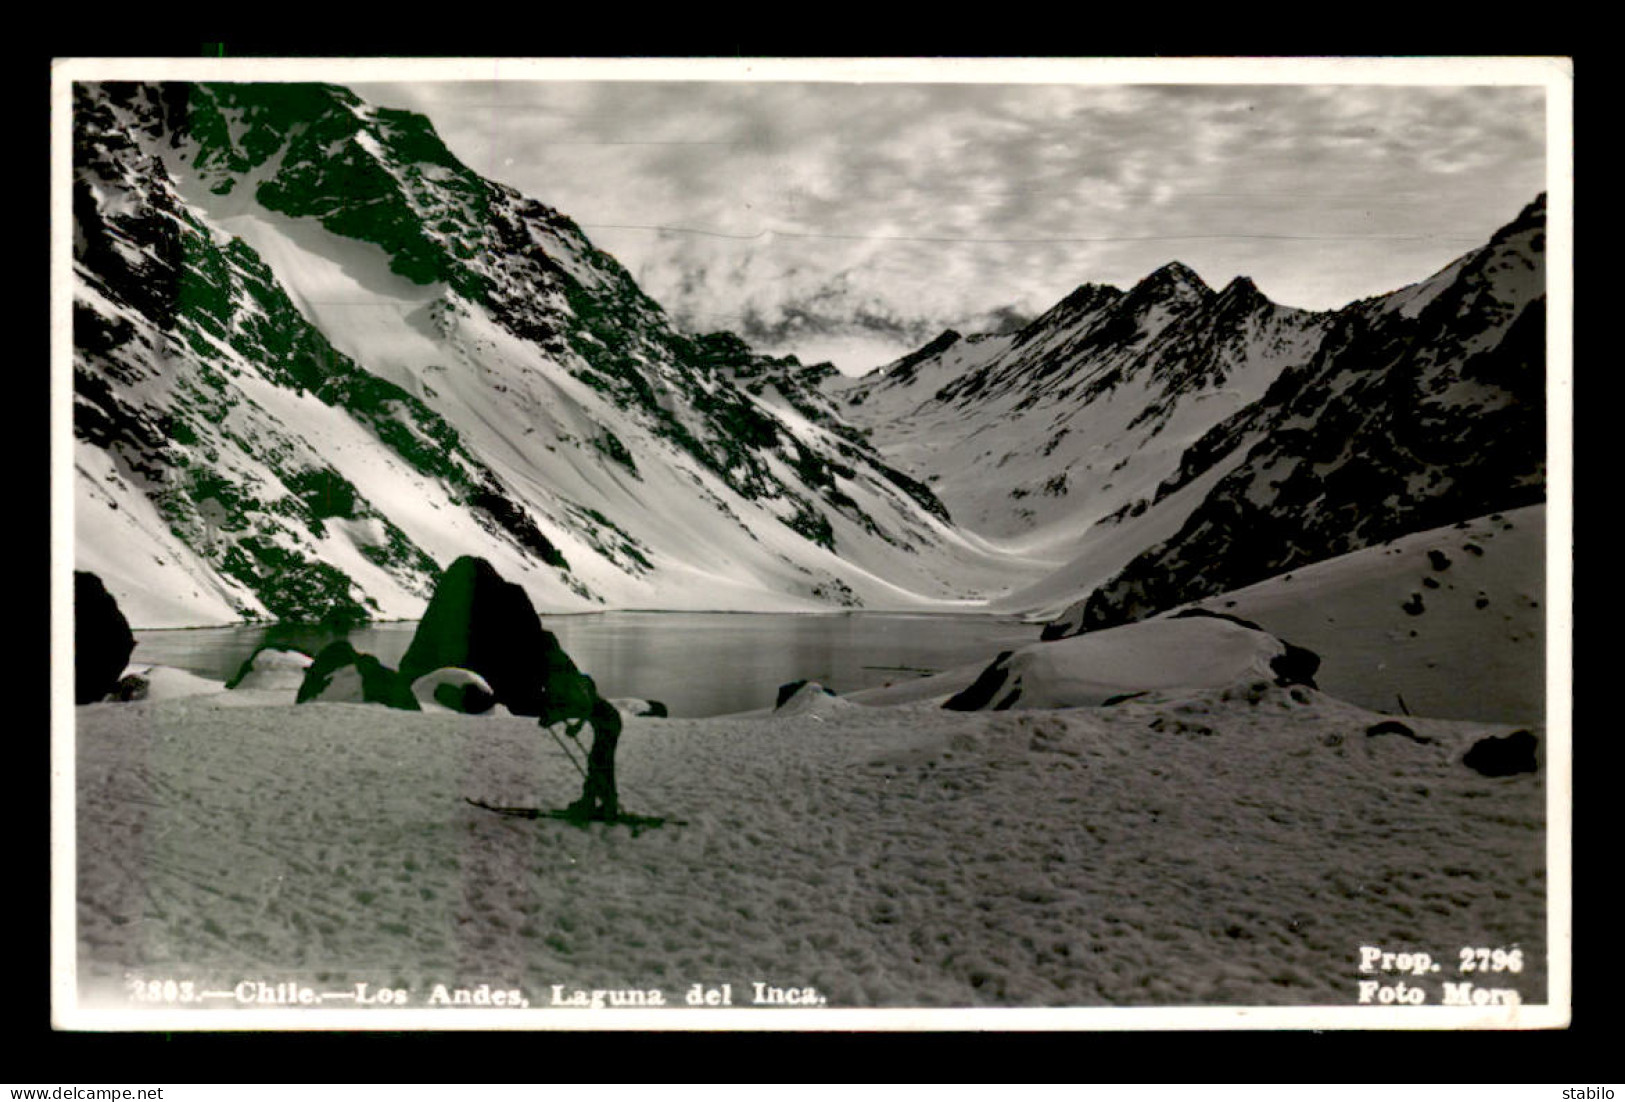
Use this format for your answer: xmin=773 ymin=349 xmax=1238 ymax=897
xmin=131 ymin=611 xmax=1041 ymax=718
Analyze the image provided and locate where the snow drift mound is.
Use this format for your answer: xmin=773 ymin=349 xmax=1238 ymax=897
xmin=775 ymin=680 xmax=861 ymax=718
xmin=945 ymin=614 xmax=1317 ymax=711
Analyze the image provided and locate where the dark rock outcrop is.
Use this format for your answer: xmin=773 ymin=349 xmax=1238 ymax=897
xmin=1054 ymin=196 xmax=1546 ymax=639
xmin=398 ymin=556 xmax=593 ymax=719
xmin=942 ymin=652 xmax=1016 ymax=711
xmin=75 ymin=571 xmax=136 ymax=704
xmin=296 ymin=640 xmax=420 ymax=710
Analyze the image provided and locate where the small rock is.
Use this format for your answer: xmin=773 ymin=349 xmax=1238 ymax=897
xmin=1463 ymin=730 xmax=1538 ymax=777
xmin=1365 ymin=719 xmax=1434 ymax=744
xmin=109 ymin=673 xmax=150 ymax=702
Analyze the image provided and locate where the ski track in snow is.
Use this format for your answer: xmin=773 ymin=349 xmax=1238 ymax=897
xmin=76 ymin=687 xmax=1545 ymax=1009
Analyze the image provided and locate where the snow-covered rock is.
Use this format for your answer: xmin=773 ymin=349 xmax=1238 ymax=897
xmin=610 ymin=697 xmax=668 ymax=718
xmin=944 ymin=615 xmax=1316 ymax=711
xmin=1047 ymin=197 xmax=1547 ymax=634
xmin=409 ymin=667 xmax=497 ymax=714
xmin=225 ymin=645 xmax=314 ymax=692
xmin=120 ymin=663 xmax=226 ymax=701
xmin=773 ymin=679 xmax=858 ymax=718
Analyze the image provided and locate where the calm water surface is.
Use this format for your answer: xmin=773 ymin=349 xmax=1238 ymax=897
xmin=131 ymin=612 xmax=1040 ymax=717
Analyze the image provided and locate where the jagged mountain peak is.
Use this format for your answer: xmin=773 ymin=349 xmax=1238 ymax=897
xmin=1210 ymin=274 xmax=1271 ymax=316
xmin=1132 ymin=261 xmax=1211 ymax=300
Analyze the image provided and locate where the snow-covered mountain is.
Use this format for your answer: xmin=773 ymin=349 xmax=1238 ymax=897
xmin=1049 ymin=195 xmax=1547 ymax=634
xmin=827 ymin=261 xmax=1331 ymax=550
xmin=828 ymin=196 xmax=1546 ymax=631
xmin=71 ymin=80 xmax=1547 ymax=637
xmin=72 ymin=82 xmax=1035 ymax=627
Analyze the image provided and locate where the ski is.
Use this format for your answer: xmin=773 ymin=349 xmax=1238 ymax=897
xmin=463 ymin=797 xmax=681 ymax=832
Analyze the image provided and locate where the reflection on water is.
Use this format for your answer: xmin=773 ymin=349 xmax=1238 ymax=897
xmin=130 ymin=612 xmax=1041 ymax=718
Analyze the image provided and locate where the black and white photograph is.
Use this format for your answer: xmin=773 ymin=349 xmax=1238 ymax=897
xmin=53 ymin=56 xmax=1572 ymax=1029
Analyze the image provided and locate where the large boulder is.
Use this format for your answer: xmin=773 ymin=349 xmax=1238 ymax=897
xmin=399 ymin=556 xmax=595 ymax=720
xmin=296 ymin=641 xmax=420 ymax=710
xmin=75 ymin=571 xmax=136 ymax=704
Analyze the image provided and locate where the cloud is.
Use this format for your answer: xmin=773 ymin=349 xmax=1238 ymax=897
xmin=351 ymin=79 xmax=1547 ymax=371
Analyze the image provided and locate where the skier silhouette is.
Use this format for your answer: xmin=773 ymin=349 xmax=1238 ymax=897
xmin=536 ymin=666 xmax=621 ymax=821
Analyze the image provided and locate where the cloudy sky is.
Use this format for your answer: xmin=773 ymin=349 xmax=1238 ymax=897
xmin=353 ymin=75 xmax=1548 ymax=374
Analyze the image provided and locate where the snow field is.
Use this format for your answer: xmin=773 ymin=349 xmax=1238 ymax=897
xmin=75 ymin=679 xmax=1544 ymax=1010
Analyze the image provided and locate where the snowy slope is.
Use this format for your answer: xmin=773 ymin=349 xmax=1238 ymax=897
xmin=73 ymin=81 xmax=1044 ymax=628
xmin=1163 ymin=506 xmax=1546 ymax=725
